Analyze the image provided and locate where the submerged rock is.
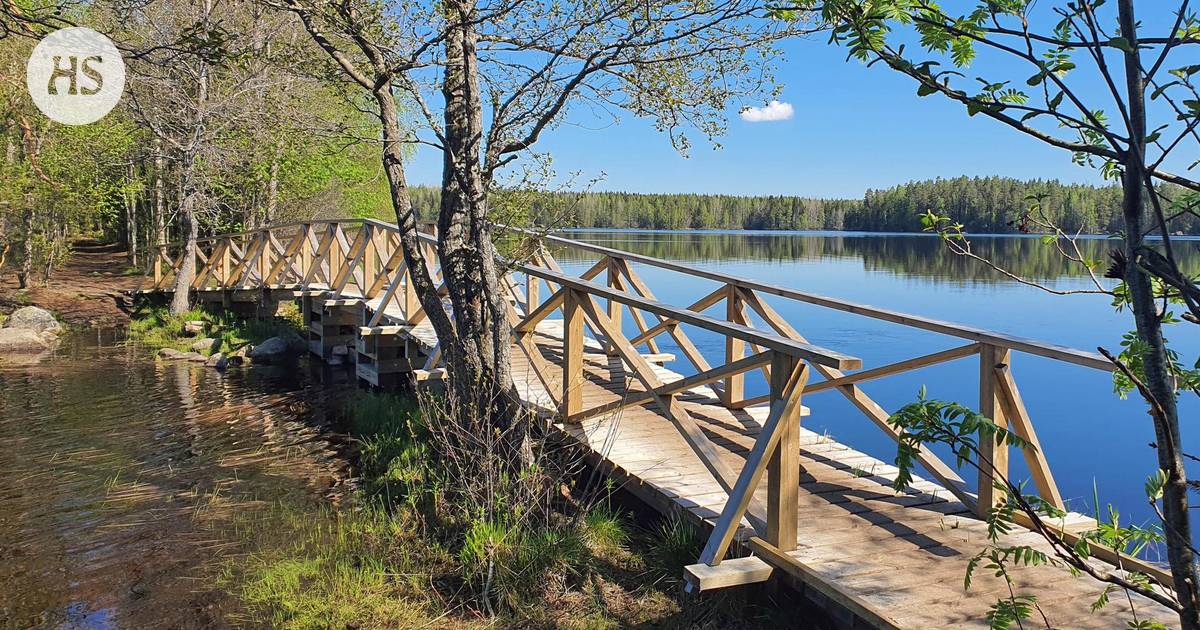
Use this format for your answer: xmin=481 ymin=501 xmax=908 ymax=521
xmin=4 ymin=306 xmax=62 ymax=338
xmin=248 ymin=336 xmax=292 ymax=364
xmin=157 ymin=348 xmax=189 ymax=360
xmin=0 ymin=328 xmax=52 ymax=353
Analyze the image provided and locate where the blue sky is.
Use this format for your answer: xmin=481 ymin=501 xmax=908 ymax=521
xmin=403 ymin=30 xmax=1156 ymax=200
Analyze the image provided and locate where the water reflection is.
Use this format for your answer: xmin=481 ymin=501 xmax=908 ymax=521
xmin=553 ymin=230 xmax=1200 ymax=283
xmin=0 ymin=333 xmax=357 ymax=628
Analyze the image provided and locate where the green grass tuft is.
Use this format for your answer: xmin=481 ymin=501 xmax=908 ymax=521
xmin=647 ymin=515 xmax=701 ymax=583
xmin=582 ymin=505 xmax=629 ymax=553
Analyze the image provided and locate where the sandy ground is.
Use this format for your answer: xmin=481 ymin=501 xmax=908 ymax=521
xmin=0 ymin=241 xmax=146 ymax=327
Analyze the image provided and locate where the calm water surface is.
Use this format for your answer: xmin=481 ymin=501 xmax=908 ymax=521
xmin=554 ymin=230 xmax=1200 ymax=546
xmin=0 ymin=333 xmax=359 ymax=629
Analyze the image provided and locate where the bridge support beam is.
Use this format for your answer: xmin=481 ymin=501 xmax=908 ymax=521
xmin=303 ymin=293 xmax=361 ymax=360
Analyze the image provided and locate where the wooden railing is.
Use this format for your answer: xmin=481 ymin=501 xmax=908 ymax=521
xmin=150 ymin=219 xmax=1156 ymax=582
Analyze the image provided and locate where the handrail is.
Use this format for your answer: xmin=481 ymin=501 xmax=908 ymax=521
xmin=521 ymin=229 xmax=1113 ymax=372
xmin=522 ymin=264 xmax=861 ymax=370
xmin=154 ymin=218 xmax=1110 ymax=368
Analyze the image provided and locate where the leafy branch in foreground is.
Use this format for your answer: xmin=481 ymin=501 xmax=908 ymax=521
xmin=888 ymin=389 xmax=1175 ymax=629
xmin=773 ymin=2 xmax=1200 ymax=623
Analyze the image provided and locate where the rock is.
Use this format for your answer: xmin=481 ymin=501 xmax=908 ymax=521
xmin=157 ymin=348 xmax=205 ymax=362
xmin=206 ymin=352 xmax=228 ymax=370
xmin=3 ymin=306 xmax=62 ymax=338
xmin=248 ymin=336 xmax=292 ymax=364
xmin=0 ymin=328 xmax=52 ymax=353
xmin=182 ymin=320 xmax=205 ymax=335
xmin=226 ymin=355 xmax=245 ymax=367
xmin=327 ymin=354 xmax=344 ymax=366
xmin=191 ymin=338 xmax=218 ymax=353
xmin=331 ymin=344 xmax=349 ymax=357
xmin=282 ymin=330 xmax=307 ymax=352
xmin=157 ymin=348 xmax=189 ymax=360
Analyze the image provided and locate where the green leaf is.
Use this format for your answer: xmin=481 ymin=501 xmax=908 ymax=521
xmin=1167 ymin=65 xmax=1200 ymax=80
xmin=1145 ymin=469 xmax=1167 ymax=501
xmin=1107 ymin=37 xmax=1135 ymax=53
xmin=917 ymin=83 xmax=938 ymax=97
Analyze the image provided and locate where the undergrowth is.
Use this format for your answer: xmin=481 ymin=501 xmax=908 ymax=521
xmin=126 ymin=301 xmax=303 ymax=356
xmin=221 ymin=390 xmax=801 ymax=629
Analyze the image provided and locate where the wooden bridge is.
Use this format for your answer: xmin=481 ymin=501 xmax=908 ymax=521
xmin=142 ymin=218 xmax=1180 ymax=628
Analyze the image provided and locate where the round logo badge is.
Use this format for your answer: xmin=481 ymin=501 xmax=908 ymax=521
xmin=26 ymin=27 xmax=125 ymax=125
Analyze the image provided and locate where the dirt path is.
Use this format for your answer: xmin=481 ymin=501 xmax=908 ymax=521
xmin=0 ymin=242 xmax=146 ymax=327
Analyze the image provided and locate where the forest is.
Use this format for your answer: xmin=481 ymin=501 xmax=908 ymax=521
xmin=0 ymin=6 xmax=392 ymax=288
xmin=467 ymin=176 xmax=1186 ymax=234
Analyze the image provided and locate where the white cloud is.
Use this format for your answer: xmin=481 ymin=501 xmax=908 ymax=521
xmin=739 ymin=100 xmax=794 ymax=123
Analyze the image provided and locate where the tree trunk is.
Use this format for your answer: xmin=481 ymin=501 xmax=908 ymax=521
xmin=126 ymin=162 xmax=138 ymax=267
xmin=169 ymin=0 xmax=211 ymax=316
xmin=154 ymin=139 xmax=167 ymax=247
xmin=17 ymin=204 xmax=32 ymax=289
xmin=374 ymin=87 xmax=456 ymax=358
xmin=1117 ymin=2 xmax=1200 ymax=627
xmin=264 ymin=142 xmax=281 ymax=227
xmin=437 ymin=0 xmax=522 ymax=431
xmin=169 ymin=177 xmax=198 ymax=315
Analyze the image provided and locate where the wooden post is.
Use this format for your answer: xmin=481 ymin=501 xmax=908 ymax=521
xmin=526 ymin=268 xmax=539 ymax=317
xmin=722 ymin=285 xmax=744 ymax=407
xmin=153 ymin=247 xmax=163 ymax=285
xmin=994 ymin=362 xmax=1065 ymax=509
xmin=563 ymin=289 xmax=585 ymax=417
xmin=328 ymin=225 xmax=342 ymax=284
xmin=258 ymin=233 xmax=270 ymax=285
xmin=363 ymin=227 xmax=378 ymax=298
xmin=300 ymin=225 xmax=312 ymax=280
xmin=977 ymin=344 xmax=1011 ymax=518
xmin=606 ymin=259 xmax=623 ymax=355
xmin=767 ymin=353 xmax=804 ymax=551
xmin=220 ymin=240 xmax=232 ymax=288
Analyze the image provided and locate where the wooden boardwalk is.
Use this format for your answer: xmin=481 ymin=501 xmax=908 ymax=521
xmin=140 ymin=219 xmax=1184 ymax=629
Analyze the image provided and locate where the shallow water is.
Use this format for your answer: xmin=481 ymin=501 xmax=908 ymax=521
xmin=0 ymin=332 xmax=359 ymax=629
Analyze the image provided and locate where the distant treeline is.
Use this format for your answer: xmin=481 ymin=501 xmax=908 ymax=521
xmin=406 ymin=176 xmax=1194 ymax=234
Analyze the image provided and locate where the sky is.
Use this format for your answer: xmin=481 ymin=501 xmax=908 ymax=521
xmin=402 ymin=22 xmax=1177 ymax=200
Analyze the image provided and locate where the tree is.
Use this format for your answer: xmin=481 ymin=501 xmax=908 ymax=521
xmin=0 ymin=30 xmax=138 ymax=288
xmin=275 ymin=0 xmax=800 ymax=433
xmin=777 ymin=1 xmax=1200 ymax=627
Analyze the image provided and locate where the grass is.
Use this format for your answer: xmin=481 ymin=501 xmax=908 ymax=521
xmin=218 ymin=391 xmax=809 ymax=629
xmin=127 ymin=301 xmax=304 ymax=356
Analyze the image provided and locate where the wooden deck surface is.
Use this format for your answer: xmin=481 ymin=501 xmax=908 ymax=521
xmin=495 ymin=318 xmax=1179 ymax=630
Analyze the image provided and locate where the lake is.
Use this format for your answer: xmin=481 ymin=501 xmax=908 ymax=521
xmin=0 ymin=332 xmax=359 ymax=627
xmin=551 ymin=229 xmax=1200 ymax=548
